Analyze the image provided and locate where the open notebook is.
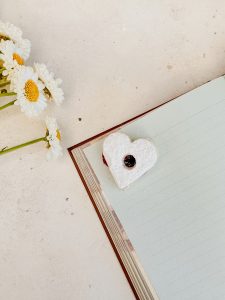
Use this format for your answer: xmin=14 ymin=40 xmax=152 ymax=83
xmin=68 ymin=76 xmax=225 ymax=300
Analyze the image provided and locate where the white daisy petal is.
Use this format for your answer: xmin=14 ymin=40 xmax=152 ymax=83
xmin=0 ymin=21 xmax=31 ymax=59
xmin=11 ymin=65 xmax=47 ymax=117
xmin=45 ymin=117 xmax=63 ymax=159
xmin=17 ymin=38 xmax=31 ymax=60
xmin=0 ymin=40 xmax=28 ymax=77
xmin=0 ymin=21 xmax=22 ymax=42
xmin=34 ymin=63 xmax=64 ymax=105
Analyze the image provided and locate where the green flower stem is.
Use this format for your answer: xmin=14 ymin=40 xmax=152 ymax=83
xmin=0 ymin=68 xmax=5 ymax=74
xmin=0 ymin=92 xmax=16 ymax=97
xmin=0 ymin=77 xmax=8 ymax=83
xmin=0 ymin=137 xmax=47 ymax=156
xmin=0 ymin=81 xmax=10 ymax=88
xmin=0 ymin=100 xmax=16 ymax=110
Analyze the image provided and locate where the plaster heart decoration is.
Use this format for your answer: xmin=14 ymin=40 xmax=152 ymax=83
xmin=103 ymin=132 xmax=157 ymax=189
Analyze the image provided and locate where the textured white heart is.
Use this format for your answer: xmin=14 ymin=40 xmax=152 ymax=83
xmin=103 ymin=132 xmax=157 ymax=189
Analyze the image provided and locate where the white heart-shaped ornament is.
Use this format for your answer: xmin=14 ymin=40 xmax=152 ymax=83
xmin=103 ymin=132 xmax=157 ymax=189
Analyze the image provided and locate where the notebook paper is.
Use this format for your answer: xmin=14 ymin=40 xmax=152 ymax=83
xmin=84 ymin=77 xmax=225 ymax=300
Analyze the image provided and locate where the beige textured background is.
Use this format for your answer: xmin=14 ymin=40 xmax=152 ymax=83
xmin=1 ymin=1 xmax=225 ymax=299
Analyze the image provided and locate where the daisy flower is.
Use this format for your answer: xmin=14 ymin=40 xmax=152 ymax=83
xmin=0 ymin=21 xmax=22 ymax=42
xmin=0 ymin=40 xmax=27 ymax=76
xmin=0 ymin=21 xmax=31 ymax=59
xmin=11 ymin=65 xmax=47 ymax=117
xmin=45 ymin=116 xmax=63 ymax=159
xmin=0 ymin=117 xmax=63 ymax=159
xmin=34 ymin=63 xmax=64 ymax=105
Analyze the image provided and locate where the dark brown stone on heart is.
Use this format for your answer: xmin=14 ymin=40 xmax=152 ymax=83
xmin=123 ymin=155 xmax=136 ymax=168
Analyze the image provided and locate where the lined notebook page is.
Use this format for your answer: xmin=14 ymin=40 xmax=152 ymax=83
xmin=84 ymin=77 xmax=225 ymax=300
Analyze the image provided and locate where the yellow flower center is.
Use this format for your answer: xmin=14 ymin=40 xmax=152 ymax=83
xmin=24 ymin=80 xmax=39 ymax=102
xmin=13 ymin=53 xmax=24 ymax=65
xmin=56 ymin=129 xmax=61 ymax=140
